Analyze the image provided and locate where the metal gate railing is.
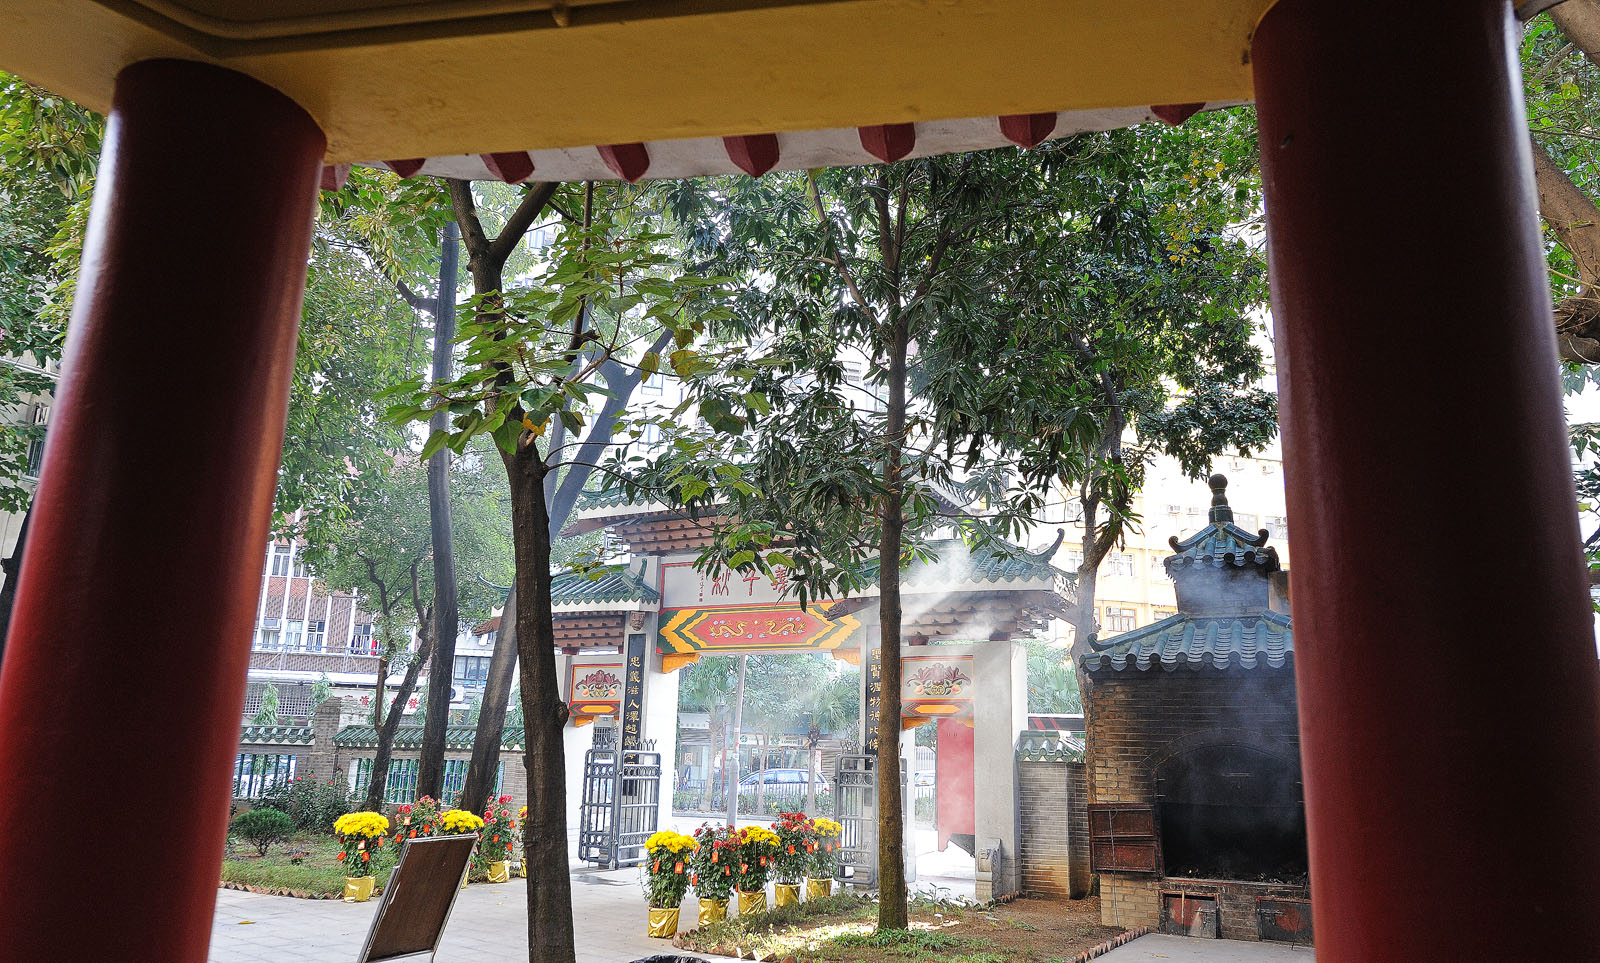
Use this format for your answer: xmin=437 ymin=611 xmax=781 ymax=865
xmin=577 ymin=747 xmax=662 ymax=869
xmin=834 ymin=753 xmax=877 ymax=886
xmin=834 ymin=753 xmax=910 ymax=888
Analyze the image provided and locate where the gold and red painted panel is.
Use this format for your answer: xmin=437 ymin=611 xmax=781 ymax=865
xmin=902 ymin=654 xmax=974 ymax=720
xmin=567 ymin=659 xmax=624 ymax=718
xmin=658 ymin=603 xmax=860 ymax=655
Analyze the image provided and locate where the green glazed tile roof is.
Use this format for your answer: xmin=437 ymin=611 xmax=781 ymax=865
xmin=239 ymin=724 xmax=315 ymax=745
xmin=550 ymin=565 xmax=659 ymax=607
xmin=1165 ymin=474 xmax=1280 ymax=579
xmin=334 ymin=725 xmax=526 ymax=751
xmin=1015 ymin=729 xmax=1085 ymax=762
xmin=876 ymin=537 xmax=1070 ymax=589
xmin=1082 ymin=610 xmax=1293 ymax=674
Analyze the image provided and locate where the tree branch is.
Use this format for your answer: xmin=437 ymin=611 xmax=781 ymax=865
xmin=487 ymin=182 xmax=561 ymax=270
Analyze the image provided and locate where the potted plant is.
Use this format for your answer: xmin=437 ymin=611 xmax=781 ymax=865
xmin=689 ymin=823 xmax=736 ymax=925
xmin=482 ymin=796 xmax=517 ymax=882
xmin=641 ymin=830 xmax=696 ymax=937
xmin=437 ymin=809 xmax=485 ymax=886
xmin=395 ymin=794 xmax=442 ymax=845
xmin=731 ymin=825 xmax=780 ymax=915
xmin=770 ymin=812 xmax=812 ymax=907
xmin=516 ymin=805 xmax=528 ymax=877
xmin=333 ymin=811 xmax=391 ymax=902
xmin=805 ymin=816 xmax=842 ymax=900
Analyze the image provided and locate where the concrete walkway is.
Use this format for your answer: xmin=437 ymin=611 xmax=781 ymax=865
xmin=209 ymin=870 xmax=739 ymax=963
xmin=1096 ymin=933 xmax=1315 ymax=962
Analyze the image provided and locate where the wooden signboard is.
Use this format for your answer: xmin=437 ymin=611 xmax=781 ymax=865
xmin=355 ymin=834 xmax=478 ymax=963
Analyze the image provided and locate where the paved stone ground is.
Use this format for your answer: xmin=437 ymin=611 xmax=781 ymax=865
xmin=1096 ymin=933 xmax=1315 ymax=962
xmin=209 ymin=869 xmax=740 ymax=963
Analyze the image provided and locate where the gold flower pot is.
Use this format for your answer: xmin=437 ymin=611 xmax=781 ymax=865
xmin=774 ymin=882 xmax=800 ymax=908
xmin=737 ymin=889 xmax=767 ymax=915
xmin=698 ymin=897 xmax=728 ymax=926
xmin=488 ymin=861 xmax=511 ymax=883
xmin=647 ymin=906 xmax=680 ymax=938
xmin=805 ymin=877 xmax=833 ymax=901
xmin=342 ymin=876 xmax=376 ymax=902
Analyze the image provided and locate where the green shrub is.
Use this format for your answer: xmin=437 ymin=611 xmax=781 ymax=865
xmin=231 ymin=808 xmax=294 ymax=856
xmin=253 ymin=772 xmax=355 ymax=833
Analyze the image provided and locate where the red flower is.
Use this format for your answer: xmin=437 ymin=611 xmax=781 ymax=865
xmin=492 ymin=835 xmax=499 ymax=843
xmin=409 ymin=830 xmax=417 ymax=839
xmin=361 ymin=852 xmax=370 ymax=862
xmin=505 ymin=843 xmax=513 ymax=852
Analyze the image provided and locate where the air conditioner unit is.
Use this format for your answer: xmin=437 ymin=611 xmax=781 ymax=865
xmin=450 ymin=684 xmax=468 ymax=704
xmin=31 ymin=403 xmax=50 ymax=426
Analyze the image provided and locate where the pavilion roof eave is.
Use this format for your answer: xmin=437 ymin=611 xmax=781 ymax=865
xmin=6 ymin=0 xmax=1279 ymax=171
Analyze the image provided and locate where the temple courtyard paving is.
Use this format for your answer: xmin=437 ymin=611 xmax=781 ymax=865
xmin=207 ymin=871 xmax=1315 ymax=963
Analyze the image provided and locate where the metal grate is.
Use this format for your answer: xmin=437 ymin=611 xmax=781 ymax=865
xmin=577 ymin=747 xmax=662 ymax=869
xmin=834 ymin=753 xmax=877 ymax=886
xmin=233 ymin=752 xmax=297 ymax=797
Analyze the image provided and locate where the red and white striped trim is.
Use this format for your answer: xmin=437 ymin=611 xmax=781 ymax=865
xmin=325 ymin=103 xmax=1234 ymax=187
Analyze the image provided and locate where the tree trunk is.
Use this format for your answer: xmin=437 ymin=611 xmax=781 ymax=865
xmin=457 ymin=583 xmax=517 ymax=813
xmin=875 ymin=306 xmax=910 ymax=931
xmin=366 ymin=624 xmax=435 ymax=811
xmin=373 ymin=656 xmax=390 ymax=729
xmin=419 ymin=222 xmax=463 ymax=800
xmin=507 ymin=441 xmax=576 ymax=963
xmin=0 ymin=504 xmax=31 ymax=668
xmin=1553 ymin=0 xmax=1600 ymax=69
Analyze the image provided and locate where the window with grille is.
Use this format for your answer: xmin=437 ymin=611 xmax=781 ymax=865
xmin=270 ymin=544 xmax=293 ymax=576
xmin=24 ymin=435 xmax=44 ymax=477
xmin=1107 ymin=553 xmax=1135 ymax=577
xmin=291 ymin=556 xmax=308 ymax=578
xmin=454 ymin=656 xmax=491 ymax=686
xmin=306 ymin=620 xmax=326 ymax=652
xmin=1105 ymin=607 xmax=1137 ymax=632
xmin=351 ymin=623 xmax=375 ymax=654
xmin=233 ymin=753 xmax=296 ymax=798
xmin=1266 ymin=516 xmax=1289 ymax=542
xmin=352 ymin=757 xmax=503 ymax=806
xmin=257 ymin=618 xmax=281 ymax=650
xmin=284 ymin=620 xmax=304 ymax=650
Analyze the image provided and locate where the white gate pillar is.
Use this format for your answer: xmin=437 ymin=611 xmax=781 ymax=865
xmin=972 ymin=640 xmax=1025 ymax=899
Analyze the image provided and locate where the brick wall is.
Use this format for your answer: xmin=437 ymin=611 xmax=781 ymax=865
xmin=1084 ymin=668 xmax=1302 ymax=938
xmin=1017 ymin=759 xmax=1091 ymax=899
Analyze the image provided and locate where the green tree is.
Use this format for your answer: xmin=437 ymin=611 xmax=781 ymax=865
xmin=0 ymin=73 xmax=99 ymax=651
xmin=646 ymin=152 xmax=1067 ymax=929
xmin=386 ymin=184 xmax=731 ymax=963
xmin=1025 ymin=640 xmax=1081 ymax=714
xmin=306 ymin=456 xmax=511 ymax=810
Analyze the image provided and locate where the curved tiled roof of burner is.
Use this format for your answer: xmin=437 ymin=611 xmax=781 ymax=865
xmin=1163 ymin=473 xmax=1281 ymax=579
xmin=1084 ymin=473 xmax=1291 ymax=674
xmin=1081 ymin=611 xmax=1293 ymax=673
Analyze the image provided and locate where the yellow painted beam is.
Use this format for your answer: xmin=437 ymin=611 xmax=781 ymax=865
xmin=5 ymin=0 xmax=1276 ymax=163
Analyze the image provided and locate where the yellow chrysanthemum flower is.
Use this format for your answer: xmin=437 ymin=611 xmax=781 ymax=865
xmin=334 ymin=811 xmax=391 ymax=838
xmin=644 ymin=830 xmax=697 ymax=854
xmin=811 ymin=818 xmax=842 ymax=837
xmin=438 ymin=809 xmax=486 ymax=834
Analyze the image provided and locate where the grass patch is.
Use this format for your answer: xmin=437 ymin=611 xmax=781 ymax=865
xmin=220 ymin=832 xmax=396 ymax=898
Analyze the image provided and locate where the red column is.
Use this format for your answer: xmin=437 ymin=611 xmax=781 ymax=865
xmin=1254 ymin=2 xmax=1600 ymax=960
xmin=0 ymin=60 xmax=323 ymax=961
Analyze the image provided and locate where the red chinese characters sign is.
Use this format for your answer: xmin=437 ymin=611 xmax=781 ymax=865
xmin=658 ymin=603 xmax=860 ymax=654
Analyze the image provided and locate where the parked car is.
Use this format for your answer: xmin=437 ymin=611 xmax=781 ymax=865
xmin=739 ymin=768 xmax=831 ymax=791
